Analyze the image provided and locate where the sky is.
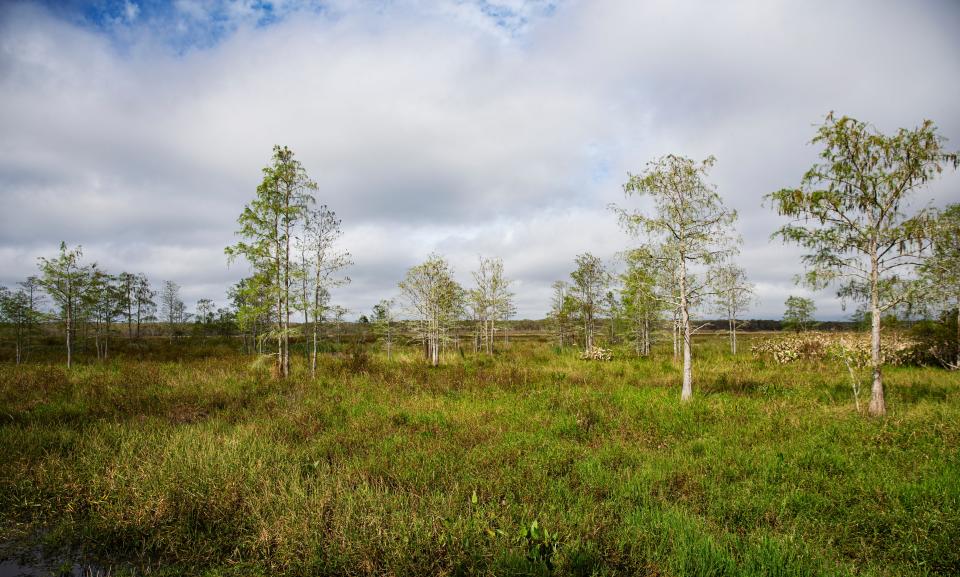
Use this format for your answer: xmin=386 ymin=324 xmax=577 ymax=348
xmin=1 ymin=0 xmax=958 ymax=321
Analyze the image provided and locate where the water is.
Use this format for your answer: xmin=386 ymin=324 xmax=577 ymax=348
xmin=0 ymin=548 xmax=111 ymax=577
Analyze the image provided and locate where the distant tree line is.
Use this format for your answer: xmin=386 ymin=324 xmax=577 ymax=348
xmin=0 ymin=242 xmax=246 ymax=366
xmin=1 ymin=113 xmax=958 ymax=418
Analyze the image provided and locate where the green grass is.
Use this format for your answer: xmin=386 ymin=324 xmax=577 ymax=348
xmin=1 ymin=335 xmax=958 ymax=576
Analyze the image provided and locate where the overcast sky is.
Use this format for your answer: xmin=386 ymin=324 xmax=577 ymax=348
xmin=1 ymin=0 xmax=958 ymax=320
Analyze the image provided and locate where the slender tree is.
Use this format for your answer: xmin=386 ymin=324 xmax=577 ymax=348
xmin=767 ymin=113 xmax=958 ymax=416
xmin=2 ymin=277 xmax=45 ymax=363
xmin=86 ymin=270 xmax=122 ymax=360
xmin=117 ymin=272 xmax=136 ymax=338
xmin=299 ymin=205 xmax=352 ymax=377
xmin=230 ymin=275 xmax=272 ymax=355
xmin=782 ymin=296 xmax=816 ymax=332
xmin=469 ymin=256 xmax=514 ymax=354
xmin=399 ymin=255 xmax=464 ymax=366
xmin=372 ymin=299 xmax=396 ymax=360
xmin=548 ymin=280 xmax=575 ymax=349
xmin=604 ymin=290 xmax=621 ymax=345
xmin=227 ymin=145 xmax=317 ymax=378
xmin=708 ymin=263 xmax=754 ymax=354
xmin=196 ymin=299 xmax=215 ymax=324
xmin=616 ymin=155 xmax=738 ymax=401
xmin=132 ymin=274 xmax=155 ymax=338
xmin=159 ymin=280 xmax=186 ymax=340
xmin=195 ymin=298 xmax=215 ymax=337
xmin=0 ymin=287 xmax=30 ymax=364
xmin=620 ymin=248 xmax=664 ymax=356
xmin=569 ymin=253 xmax=610 ymax=350
xmin=38 ymin=242 xmax=93 ymax=368
xmin=330 ymin=305 xmax=349 ymax=345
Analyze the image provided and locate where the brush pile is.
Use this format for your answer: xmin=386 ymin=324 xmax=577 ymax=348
xmin=580 ymin=346 xmax=613 ymax=361
xmin=751 ymin=332 xmax=922 ymax=365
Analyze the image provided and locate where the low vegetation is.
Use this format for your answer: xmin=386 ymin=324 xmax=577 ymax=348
xmin=1 ymin=335 xmax=958 ymax=576
xmin=750 ymin=332 xmax=923 ymax=366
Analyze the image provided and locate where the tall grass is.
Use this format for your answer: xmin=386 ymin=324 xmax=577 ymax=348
xmin=1 ymin=335 xmax=958 ymax=575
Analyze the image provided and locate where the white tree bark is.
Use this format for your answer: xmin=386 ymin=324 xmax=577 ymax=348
xmin=679 ymin=258 xmax=692 ymax=402
xmin=868 ymin=249 xmax=886 ymax=416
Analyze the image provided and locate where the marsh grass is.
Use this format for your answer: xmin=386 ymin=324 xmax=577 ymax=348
xmin=0 ymin=335 xmax=958 ymax=575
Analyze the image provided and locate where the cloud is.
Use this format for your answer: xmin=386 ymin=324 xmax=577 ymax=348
xmin=1 ymin=0 xmax=958 ymax=320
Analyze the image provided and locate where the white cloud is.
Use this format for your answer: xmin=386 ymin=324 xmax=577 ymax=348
xmin=1 ymin=0 xmax=958 ymax=320
xmin=124 ymin=1 xmax=140 ymax=22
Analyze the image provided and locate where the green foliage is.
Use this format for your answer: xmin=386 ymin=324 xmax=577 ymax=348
xmin=782 ymin=296 xmax=816 ymax=332
xmin=518 ymin=520 xmax=560 ymax=571
xmin=910 ymin=310 xmax=960 ymax=369
xmin=620 ymin=248 xmax=664 ymax=356
xmin=767 ymin=112 xmax=957 ymax=414
xmin=371 ymin=298 xmax=396 ymax=358
xmin=618 ymin=155 xmax=739 ymax=267
xmin=923 ymin=204 xmax=960 ymax=292
xmin=917 ymin=204 xmax=960 ymax=367
xmin=569 ymin=253 xmax=611 ymax=349
xmin=616 ymin=154 xmax=740 ymax=400
xmin=767 ymin=112 xmax=957 ymax=309
xmin=548 ymin=281 xmax=578 ymax=349
xmin=398 ymin=254 xmax=465 ymax=365
xmin=226 ymin=145 xmax=320 ymax=377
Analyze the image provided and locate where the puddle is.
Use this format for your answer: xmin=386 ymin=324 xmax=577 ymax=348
xmin=0 ymin=548 xmax=113 ymax=577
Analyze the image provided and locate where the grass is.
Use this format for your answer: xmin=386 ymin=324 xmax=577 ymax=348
xmin=0 ymin=334 xmax=958 ymax=576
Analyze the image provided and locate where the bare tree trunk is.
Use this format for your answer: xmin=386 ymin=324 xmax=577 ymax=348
xmin=284 ymin=222 xmax=291 ymax=378
xmin=639 ymin=317 xmax=645 ymax=356
xmin=489 ymin=319 xmax=495 ymax=354
xmin=634 ymin=315 xmax=642 ymax=357
xmin=276 ymin=307 xmax=282 ymax=377
xmin=488 ymin=319 xmax=494 ymax=354
xmin=311 ymin=317 xmax=318 ymax=379
xmin=66 ymin=299 xmax=73 ymax=369
xmin=731 ymin=316 xmax=737 ymax=355
xmin=643 ymin=316 xmax=650 ymax=356
xmin=680 ymin=259 xmax=693 ymax=402
xmin=585 ymin=315 xmax=591 ymax=349
xmin=276 ymin=271 xmax=283 ymax=377
xmin=672 ymin=311 xmax=679 ymax=362
xmin=868 ymin=251 xmax=885 ymax=416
